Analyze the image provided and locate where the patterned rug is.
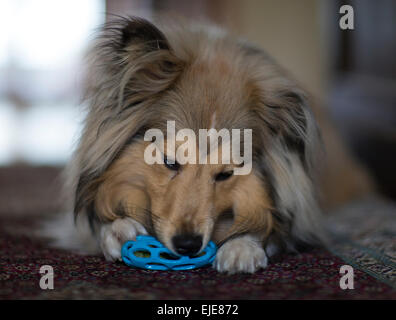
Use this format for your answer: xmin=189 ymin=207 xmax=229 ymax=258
xmin=0 ymin=166 xmax=395 ymax=299
xmin=326 ymin=197 xmax=396 ymax=289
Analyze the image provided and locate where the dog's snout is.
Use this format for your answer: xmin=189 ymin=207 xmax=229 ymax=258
xmin=172 ymin=233 xmax=203 ymax=256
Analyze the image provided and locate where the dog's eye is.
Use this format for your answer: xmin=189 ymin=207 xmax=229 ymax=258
xmin=164 ymin=156 xmax=180 ymax=171
xmin=215 ymin=171 xmax=233 ymax=182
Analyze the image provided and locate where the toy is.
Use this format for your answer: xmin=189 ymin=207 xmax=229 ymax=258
xmin=121 ymin=235 xmax=217 ymax=270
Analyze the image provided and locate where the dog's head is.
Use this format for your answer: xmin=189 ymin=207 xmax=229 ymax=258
xmin=70 ymin=17 xmax=322 ymax=255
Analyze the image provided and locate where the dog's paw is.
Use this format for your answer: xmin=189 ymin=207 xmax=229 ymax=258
xmin=213 ymin=236 xmax=268 ymax=274
xmin=99 ymin=217 xmax=147 ymax=261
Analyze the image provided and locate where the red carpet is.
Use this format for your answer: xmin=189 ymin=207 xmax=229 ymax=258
xmin=0 ymin=167 xmax=395 ymax=299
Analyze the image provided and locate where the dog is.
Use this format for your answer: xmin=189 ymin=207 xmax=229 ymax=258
xmin=49 ymin=16 xmax=374 ymax=274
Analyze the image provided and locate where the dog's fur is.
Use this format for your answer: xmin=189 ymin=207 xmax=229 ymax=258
xmin=48 ymin=17 xmax=374 ymax=274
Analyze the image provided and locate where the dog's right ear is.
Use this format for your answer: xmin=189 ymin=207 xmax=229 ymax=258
xmin=73 ymin=18 xmax=184 ymax=225
xmin=100 ymin=16 xmax=175 ymax=60
xmin=118 ymin=16 xmax=170 ymax=51
xmin=86 ymin=17 xmax=183 ymax=113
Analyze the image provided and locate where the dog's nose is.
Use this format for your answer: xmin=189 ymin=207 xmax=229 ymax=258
xmin=172 ymin=234 xmax=203 ymax=256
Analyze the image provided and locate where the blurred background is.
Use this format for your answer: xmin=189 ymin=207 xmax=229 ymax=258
xmin=0 ymin=0 xmax=395 ymax=200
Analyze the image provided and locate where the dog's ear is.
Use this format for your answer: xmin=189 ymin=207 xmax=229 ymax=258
xmin=252 ymin=87 xmax=319 ymax=171
xmin=251 ymin=87 xmax=323 ymax=250
xmin=268 ymin=90 xmax=311 ymax=164
xmin=119 ymin=17 xmax=170 ymax=51
xmin=242 ymin=44 xmax=323 ymax=249
xmin=72 ymin=18 xmax=184 ymax=224
xmin=86 ymin=16 xmax=184 ymax=114
xmin=240 ymin=42 xmax=319 ymax=169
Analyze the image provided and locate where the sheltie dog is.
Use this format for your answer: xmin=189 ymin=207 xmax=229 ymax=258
xmin=50 ymin=16 xmax=374 ymax=274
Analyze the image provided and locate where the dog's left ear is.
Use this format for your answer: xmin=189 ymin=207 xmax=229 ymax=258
xmin=270 ymin=90 xmax=311 ymax=163
xmin=253 ymin=87 xmax=319 ymax=171
xmin=240 ymin=43 xmax=319 ymax=169
xmin=251 ymin=86 xmax=323 ymax=249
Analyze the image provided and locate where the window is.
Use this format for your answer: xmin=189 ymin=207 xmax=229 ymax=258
xmin=0 ymin=0 xmax=105 ymax=165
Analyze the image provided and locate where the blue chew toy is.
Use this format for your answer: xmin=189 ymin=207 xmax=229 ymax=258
xmin=121 ymin=235 xmax=217 ymax=271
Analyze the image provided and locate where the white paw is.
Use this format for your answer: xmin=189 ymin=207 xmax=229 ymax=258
xmin=214 ymin=236 xmax=268 ymax=274
xmin=99 ymin=217 xmax=147 ymax=261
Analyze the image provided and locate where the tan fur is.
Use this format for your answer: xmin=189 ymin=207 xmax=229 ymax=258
xmin=95 ymin=138 xmax=274 ymax=252
xmin=51 ymin=17 xmax=375 ymax=272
